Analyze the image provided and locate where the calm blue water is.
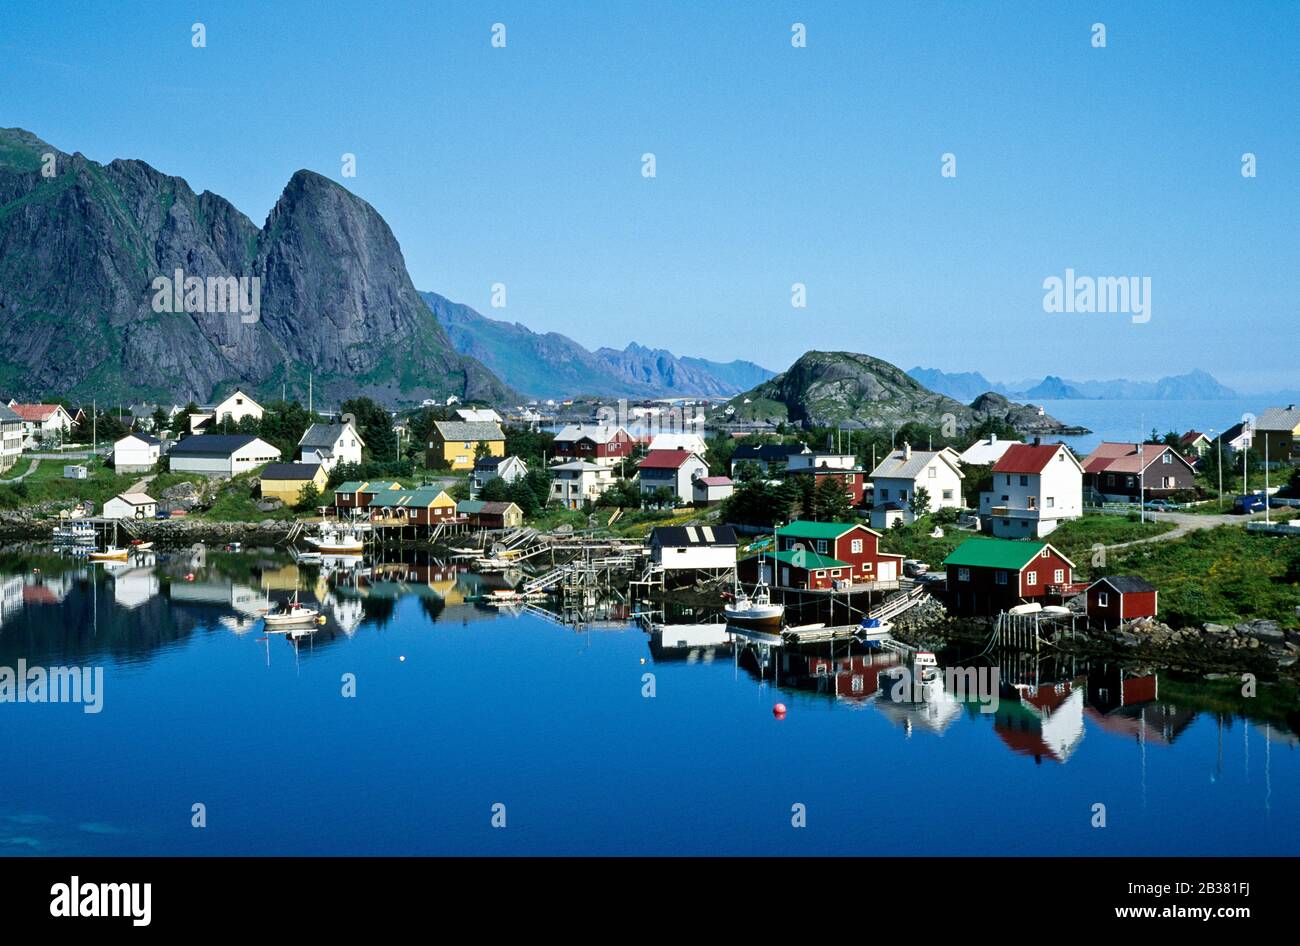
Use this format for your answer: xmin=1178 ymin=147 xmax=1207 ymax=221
xmin=1 ymin=550 xmax=1296 ymax=856
xmin=1039 ymin=398 xmax=1262 ymax=453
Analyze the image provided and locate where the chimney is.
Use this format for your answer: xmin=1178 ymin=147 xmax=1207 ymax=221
xmin=988 ymin=434 xmax=997 ymax=445
xmin=1033 ymin=436 xmax=1041 ymax=446
xmin=903 ymin=442 xmax=911 ymax=460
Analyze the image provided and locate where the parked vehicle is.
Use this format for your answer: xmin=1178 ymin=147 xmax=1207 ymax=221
xmin=1234 ymin=494 xmax=1266 ymax=514
xmin=1143 ymin=499 xmax=1176 ymax=512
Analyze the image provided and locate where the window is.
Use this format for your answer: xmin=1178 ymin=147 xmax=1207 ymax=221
xmin=1046 ymin=496 xmax=1054 ymax=508
xmin=1006 ymin=475 xmax=1011 ymax=485
xmin=879 ymin=488 xmax=889 ymax=500
xmin=1098 ymin=592 xmax=1109 ymax=607
xmin=851 ymin=539 xmax=863 ymax=553
xmin=996 ymin=571 xmax=1008 ymax=585
xmin=1106 ymin=474 xmax=1115 ymax=485
xmin=816 ymin=540 xmax=828 ymax=553
xmin=942 ymin=489 xmax=953 ymax=500
xmin=957 ymin=568 xmax=970 ymax=582
xmin=1040 ymin=548 xmax=1050 ymax=558
xmin=863 ymin=562 xmax=872 ymax=571
xmin=1053 ymin=569 xmax=1064 ymax=583
xmin=831 ymin=569 xmax=842 ymax=578
xmin=1026 ymin=572 xmax=1038 ymax=586
xmin=1162 ymin=453 xmax=1172 ymax=464
xmin=1019 ymin=475 xmax=1028 ymax=486
xmin=928 ymin=467 xmax=936 ymax=478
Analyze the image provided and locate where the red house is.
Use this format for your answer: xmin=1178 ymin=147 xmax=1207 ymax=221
xmin=1086 ymin=575 xmax=1158 ymax=626
xmin=942 ymin=537 xmax=1076 ymax=615
xmin=551 ymin=424 xmax=634 ymax=464
xmin=739 ymin=520 xmax=904 ymax=590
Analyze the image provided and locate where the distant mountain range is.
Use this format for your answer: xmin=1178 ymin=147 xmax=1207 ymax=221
xmin=720 ymin=351 xmax=1086 ymax=434
xmin=909 ymin=366 xmax=1240 ymax=402
xmin=423 ymin=291 xmax=774 ymax=399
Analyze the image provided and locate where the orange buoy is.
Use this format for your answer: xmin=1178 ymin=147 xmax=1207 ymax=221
xmin=773 ymin=703 xmax=787 ymax=717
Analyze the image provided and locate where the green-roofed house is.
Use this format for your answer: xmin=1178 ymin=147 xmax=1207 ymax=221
xmin=942 ymin=537 xmax=1076 ymax=615
xmin=367 ymin=486 xmax=459 ymax=526
xmin=333 ymin=480 xmax=403 ymax=513
xmin=738 ymin=519 xmax=904 ymax=591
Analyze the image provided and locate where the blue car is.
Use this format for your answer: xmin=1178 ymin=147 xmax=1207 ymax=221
xmin=1234 ymin=494 xmax=1266 ymax=514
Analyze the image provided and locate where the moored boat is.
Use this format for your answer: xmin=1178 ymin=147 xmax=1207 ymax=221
xmin=724 ymin=571 xmax=785 ymax=628
xmin=303 ymin=526 xmax=365 ymax=555
xmin=263 ymin=591 xmax=322 ymax=629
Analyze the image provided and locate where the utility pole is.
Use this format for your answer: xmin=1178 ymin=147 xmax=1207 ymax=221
xmin=1264 ymin=434 xmax=1270 ymax=524
xmin=1213 ymin=429 xmax=1223 ymax=510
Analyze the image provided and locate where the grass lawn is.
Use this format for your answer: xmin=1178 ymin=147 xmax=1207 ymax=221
xmin=0 ymin=458 xmax=140 ymax=510
xmin=1108 ymin=525 xmax=1300 ymax=628
xmin=1050 ymin=513 xmax=1176 ymax=572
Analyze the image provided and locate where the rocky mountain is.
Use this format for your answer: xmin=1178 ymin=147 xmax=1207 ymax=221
xmin=911 ymin=364 xmax=1239 ymax=401
xmin=0 ymin=127 xmax=513 ymax=405
xmin=423 ymin=291 xmax=774 ymax=399
xmin=1023 ymin=375 xmax=1084 ymax=400
xmin=719 ymin=351 xmax=1086 ymax=434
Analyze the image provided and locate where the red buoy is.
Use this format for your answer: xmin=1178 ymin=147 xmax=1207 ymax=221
xmin=773 ymin=702 xmax=787 ymax=717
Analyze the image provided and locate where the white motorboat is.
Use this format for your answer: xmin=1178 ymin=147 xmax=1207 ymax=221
xmin=724 ymin=572 xmax=785 ymax=629
xmin=303 ymin=526 xmax=364 ymax=555
xmin=263 ymin=591 xmax=321 ymax=629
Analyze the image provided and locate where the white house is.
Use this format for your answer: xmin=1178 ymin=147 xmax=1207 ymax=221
xmin=470 ymin=455 xmax=529 ymax=499
xmin=979 ymin=442 xmax=1084 ymax=538
xmin=785 ymin=451 xmax=856 ymax=472
xmin=8 ymin=401 xmax=75 ymax=443
xmin=297 ymin=421 xmax=364 ymax=471
xmin=0 ymin=404 xmax=23 ymax=472
xmin=869 ymin=444 xmax=965 ymax=513
xmin=103 ymin=492 xmax=157 ymax=520
xmin=190 ymin=388 xmax=264 ymax=432
xmin=638 ymin=449 xmax=710 ymax=504
xmin=168 ymin=434 xmax=281 ymax=477
xmin=647 ymin=432 xmax=708 ymax=455
xmin=648 ymin=525 xmax=738 ymax=573
xmin=549 ymin=461 xmax=615 ymax=510
xmin=959 ymin=433 xmax=1020 ymax=466
xmin=113 ymin=433 xmax=162 ymax=473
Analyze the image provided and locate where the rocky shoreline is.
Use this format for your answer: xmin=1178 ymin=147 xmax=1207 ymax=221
xmin=891 ymin=595 xmax=1300 ymax=682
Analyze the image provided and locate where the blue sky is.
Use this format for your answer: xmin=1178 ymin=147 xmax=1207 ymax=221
xmin=2 ymin=1 xmax=1296 ymax=390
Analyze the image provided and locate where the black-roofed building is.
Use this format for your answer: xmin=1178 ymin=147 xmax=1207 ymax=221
xmin=729 ymin=442 xmax=808 ymax=476
xmin=1086 ymin=575 xmax=1158 ymax=626
xmin=297 ymin=421 xmax=364 ymax=472
xmin=168 ymin=434 xmax=281 ymax=477
xmin=647 ymin=525 xmax=738 ymax=578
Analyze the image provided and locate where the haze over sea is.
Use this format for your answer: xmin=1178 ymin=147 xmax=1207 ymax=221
xmin=1039 ymin=399 xmax=1264 ymax=454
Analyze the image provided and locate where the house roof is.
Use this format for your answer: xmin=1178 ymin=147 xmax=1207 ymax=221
xmin=455 ymin=408 xmax=503 ymax=423
xmin=993 ymin=443 xmax=1075 ymax=475
xmin=1256 ymin=405 xmax=1300 ymax=432
xmin=118 ymin=432 xmax=161 ymax=446
xmin=0 ymin=404 xmax=20 ymax=423
xmin=650 ymin=525 xmax=738 ymax=547
xmin=474 ymin=456 xmax=504 ymax=470
xmin=457 ymin=499 xmax=486 ymax=514
xmin=169 ymin=434 xmax=268 ymax=457
xmin=433 ymin=420 xmax=505 ymax=442
xmin=639 ymin=449 xmax=703 ymax=470
xmin=299 ymin=422 xmax=363 ymax=450
xmin=334 ymin=481 xmax=369 ymax=493
xmin=480 ymin=501 xmax=521 ymax=515
xmin=550 ymin=460 xmax=605 ymax=472
xmin=695 ymin=476 xmax=732 ymax=487
xmin=943 ymin=537 xmax=1073 ymax=570
xmin=647 ymin=433 xmax=708 ymax=452
xmin=732 ymin=443 xmax=806 ymax=462
xmin=260 ymin=462 xmax=323 ymax=481
xmin=1082 ymin=442 xmax=1191 ymax=475
xmin=870 ymin=446 xmax=964 ymax=480
xmin=1091 ymin=575 xmax=1157 ymax=595
xmin=1179 ymin=431 xmax=1209 ymax=444
xmin=766 ymin=548 xmax=847 ymax=570
xmin=9 ymin=403 xmax=65 ymax=422
xmin=958 ymin=435 xmax=1019 ymax=465
xmin=113 ymin=492 xmax=156 ymax=506
xmin=778 ymin=519 xmax=876 ymax=540
xmin=553 ymin=424 xmax=629 ymax=444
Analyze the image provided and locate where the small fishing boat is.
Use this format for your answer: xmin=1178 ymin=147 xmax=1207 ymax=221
xmin=90 ymin=522 xmax=130 ymax=561
xmin=303 ymin=527 xmax=364 ymax=555
xmin=263 ymin=591 xmax=321 ymax=629
xmin=130 ymin=539 xmax=154 ymax=551
xmin=724 ymin=571 xmax=785 ymax=629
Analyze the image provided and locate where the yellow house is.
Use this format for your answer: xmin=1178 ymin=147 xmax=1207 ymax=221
xmin=1255 ymin=405 xmax=1300 ymax=466
xmin=428 ymin=420 xmax=505 ymax=471
xmin=259 ymin=462 xmax=328 ymax=506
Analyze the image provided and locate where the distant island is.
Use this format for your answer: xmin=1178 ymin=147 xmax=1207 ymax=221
xmin=909 ymin=366 xmax=1241 ymax=402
